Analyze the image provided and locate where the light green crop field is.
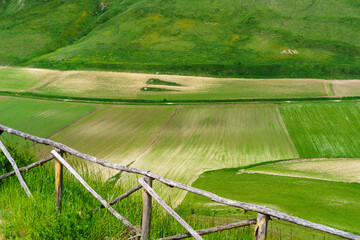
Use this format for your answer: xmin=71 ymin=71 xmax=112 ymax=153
xmin=0 ymin=97 xmax=96 ymax=142
xmin=181 ymin=169 xmax=360 ymax=235
xmin=44 ymin=105 xmax=176 ymax=176
xmin=130 ymin=104 xmax=299 ymax=204
xmin=244 ymin=158 xmax=360 ymax=183
xmin=0 ymin=67 xmax=50 ymax=91
xmin=279 ymin=101 xmax=360 ymax=158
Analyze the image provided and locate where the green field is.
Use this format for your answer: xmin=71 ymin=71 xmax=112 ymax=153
xmin=130 ymin=104 xmax=299 ymax=204
xmin=1 ymin=1 xmax=360 ymax=78
xmin=279 ymin=101 xmax=360 ymax=158
xmin=245 ymin=158 xmax=360 ymax=183
xmin=181 ymin=169 xmax=360 ymax=235
xmin=0 ymin=96 xmax=96 ymax=143
xmin=1 ymin=0 xmax=360 ymax=237
xmin=41 ymin=105 xmax=176 ymax=176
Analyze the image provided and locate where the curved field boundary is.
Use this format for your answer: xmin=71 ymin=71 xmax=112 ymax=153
xmin=0 ymin=90 xmax=359 ymax=105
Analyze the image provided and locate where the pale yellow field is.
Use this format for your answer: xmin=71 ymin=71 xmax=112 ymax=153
xmin=0 ymin=66 xmax=339 ymax=100
xmin=247 ymin=158 xmax=360 ymax=183
xmin=332 ymin=80 xmax=360 ymax=97
xmin=38 ymin=70 xmax=334 ymax=99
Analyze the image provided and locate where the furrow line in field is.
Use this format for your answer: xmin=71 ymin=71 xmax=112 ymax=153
xmin=45 ymin=106 xmax=104 ymax=139
xmin=274 ymin=104 xmax=299 ymax=157
xmin=239 ymin=170 xmax=355 ymax=183
xmin=131 ymin=105 xmax=182 ymax=164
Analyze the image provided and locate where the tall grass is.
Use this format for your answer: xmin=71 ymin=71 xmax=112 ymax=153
xmin=0 ymin=142 xmax=254 ymax=239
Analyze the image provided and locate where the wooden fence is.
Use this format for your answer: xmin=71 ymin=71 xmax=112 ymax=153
xmin=0 ymin=124 xmax=359 ymax=240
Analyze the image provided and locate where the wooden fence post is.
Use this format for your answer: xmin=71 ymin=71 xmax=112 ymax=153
xmin=55 ymin=150 xmax=64 ymax=212
xmin=141 ymin=176 xmax=153 ymax=240
xmin=255 ymin=213 xmax=269 ymax=240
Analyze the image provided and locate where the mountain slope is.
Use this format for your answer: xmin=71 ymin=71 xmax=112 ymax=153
xmin=1 ymin=0 xmax=360 ymax=78
xmin=0 ymin=0 xmax=101 ymax=64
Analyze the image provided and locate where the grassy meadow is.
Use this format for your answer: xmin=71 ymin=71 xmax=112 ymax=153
xmin=0 ymin=0 xmax=100 ymax=65
xmin=1 ymin=1 xmax=360 ymax=77
xmin=25 ymin=0 xmax=360 ymax=78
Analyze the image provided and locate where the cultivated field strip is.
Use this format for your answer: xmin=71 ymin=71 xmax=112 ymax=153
xmin=245 ymin=158 xmax=360 ymax=183
xmin=0 ymin=67 xmax=341 ymax=101
xmin=0 ymin=96 xmax=96 ymax=143
xmin=130 ymin=104 xmax=299 ymax=204
xmin=279 ymin=101 xmax=360 ymax=158
xmin=48 ymin=106 xmax=177 ymax=177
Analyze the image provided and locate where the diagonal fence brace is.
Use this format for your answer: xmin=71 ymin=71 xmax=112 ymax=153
xmin=0 ymin=140 xmax=32 ymax=197
xmin=139 ymin=178 xmax=203 ymax=240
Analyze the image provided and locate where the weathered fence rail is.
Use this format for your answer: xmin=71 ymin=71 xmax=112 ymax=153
xmin=0 ymin=124 xmax=359 ymax=240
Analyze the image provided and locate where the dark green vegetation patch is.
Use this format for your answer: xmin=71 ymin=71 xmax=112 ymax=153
xmin=146 ymin=78 xmax=182 ymax=86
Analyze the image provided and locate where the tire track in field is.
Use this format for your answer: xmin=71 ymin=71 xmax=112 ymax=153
xmin=131 ymin=105 xmax=182 ymax=164
xmin=274 ymin=104 xmax=299 ymax=157
xmin=325 ymin=81 xmax=335 ymax=96
xmin=45 ymin=106 xmax=104 ymax=139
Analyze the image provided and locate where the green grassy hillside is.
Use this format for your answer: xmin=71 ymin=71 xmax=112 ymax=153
xmin=1 ymin=0 xmax=360 ymax=78
xmin=0 ymin=0 xmax=101 ymax=65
